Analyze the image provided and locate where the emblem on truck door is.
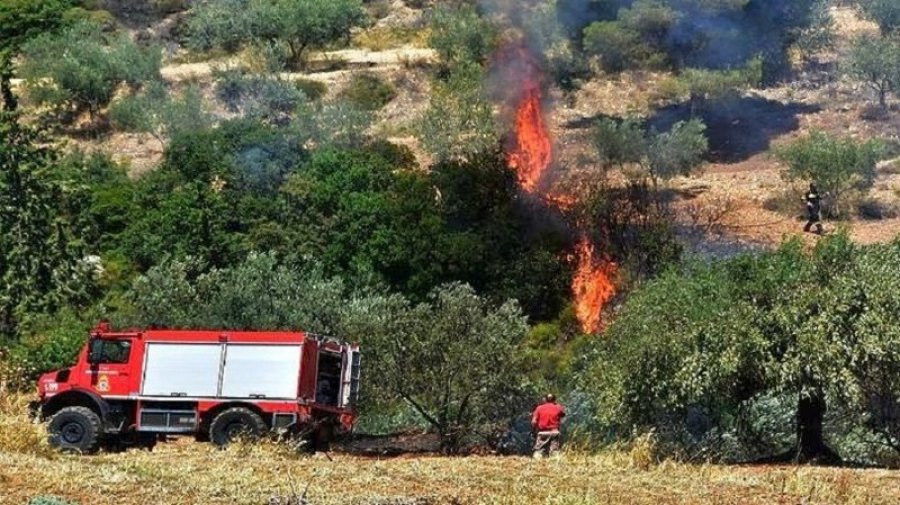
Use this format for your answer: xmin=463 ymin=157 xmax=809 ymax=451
xmin=97 ymin=374 xmax=110 ymax=392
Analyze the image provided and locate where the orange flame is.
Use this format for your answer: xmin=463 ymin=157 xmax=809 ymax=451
xmin=571 ymin=238 xmax=617 ymax=334
xmin=508 ymin=85 xmax=552 ymax=193
xmin=503 ymin=42 xmax=615 ymax=334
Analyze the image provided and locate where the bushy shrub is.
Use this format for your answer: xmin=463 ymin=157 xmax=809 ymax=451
xmin=293 ymin=78 xmax=327 ymax=101
xmin=339 ymin=73 xmax=396 ymax=111
xmin=213 ymin=68 xmax=307 ymax=125
xmin=428 ymin=4 xmax=498 ymax=71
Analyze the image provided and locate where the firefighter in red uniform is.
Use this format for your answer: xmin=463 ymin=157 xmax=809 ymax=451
xmin=531 ymin=394 xmax=565 ymax=458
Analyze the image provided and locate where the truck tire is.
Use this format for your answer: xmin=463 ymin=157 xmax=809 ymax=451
xmin=48 ymin=406 xmax=102 ymax=454
xmin=209 ymin=407 xmax=267 ymax=447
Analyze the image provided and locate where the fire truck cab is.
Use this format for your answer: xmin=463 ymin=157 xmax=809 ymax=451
xmin=34 ymin=322 xmax=360 ymax=453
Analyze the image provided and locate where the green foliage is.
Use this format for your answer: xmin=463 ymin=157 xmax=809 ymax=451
xmin=669 ymin=59 xmax=763 ymax=114
xmin=0 ymin=0 xmax=72 ymax=110
xmin=18 ymin=22 xmax=161 ymax=120
xmin=859 ymin=0 xmax=900 ymax=35
xmin=581 ymin=0 xmax=820 ymax=79
xmin=794 ymin=0 xmax=835 ymax=61
xmin=9 ymin=310 xmax=91 ymax=380
xmin=648 ymin=119 xmax=710 ymax=182
xmin=582 ymin=1 xmax=678 ymax=72
xmin=577 ymin=234 xmax=900 ymax=465
xmin=213 ymin=68 xmax=307 ymax=125
xmin=367 ymin=283 xmax=531 ymax=452
xmin=418 ymin=62 xmax=499 ymax=162
xmin=846 ymin=34 xmax=900 ymax=109
xmin=592 ymin=117 xmax=708 ymax=185
xmin=339 ymin=73 xmax=397 ymax=111
xmin=110 ymin=82 xmax=213 ymax=141
xmin=186 ymin=0 xmax=367 ymax=69
xmin=0 ymin=114 xmax=96 ymax=342
xmin=293 ymin=78 xmax=327 ymax=101
xmin=775 ymin=130 xmax=884 ymax=218
xmin=428 ymin=4 xmax=498 ymax=71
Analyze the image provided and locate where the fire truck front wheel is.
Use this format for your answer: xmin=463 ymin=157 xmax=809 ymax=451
xmin=48 ymin=406 xmax=102 ymax=454
xmin=209 ymin=407 xmax=267 ymax=447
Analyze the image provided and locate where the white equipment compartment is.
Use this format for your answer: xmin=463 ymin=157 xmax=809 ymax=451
xmin=142 ymin=343 xmax=222 ymax=397
xmin=220 ymin=344 xmax=301 ymax=399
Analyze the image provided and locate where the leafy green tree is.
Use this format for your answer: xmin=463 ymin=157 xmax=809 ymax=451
xmin=581 ymin=0 xmax=820 ymax=79
xmin=846 ymin=34 xmax=900 ymax=110
xmin=368 ymin=283 xmax=530 ymax=452
xmin=110 ymin=82 xmax=213 ymax=145
xmin=775 ymin=130 xmax=884 ymax=218
xmin=18 ymin=22 xmax=162 ymax=121
xmin=0 ymin=113 xmax=94 ymax=341
xmin=275 ymin=144 xmax=451 ymax=295
xmin=120 ymin=128 xmax=247 ymax=270
xmin=578 ymin=234 xmax=900 ymax=465
xmin=187 ymin=0 xmax=367 ymax=69
xmin=673 ymin=59 xmax=763 ymax=116
xmin=0 ymin=0 xmax=73 ymax=111
xmin=428 ymin=4 xmax=498 ymax=71
xmin=418 ymin=62 xmax=499 ymax=162
xmin=593 ymin=117 xmax=708 ymax=188
xmin=859 ymin=0 xmax=900 ymax=35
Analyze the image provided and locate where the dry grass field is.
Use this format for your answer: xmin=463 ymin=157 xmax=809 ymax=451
xmin=2 ymin=394 xmax=900 ymax=505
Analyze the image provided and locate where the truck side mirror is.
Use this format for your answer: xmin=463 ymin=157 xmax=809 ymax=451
xmin=88 ymin=339 xmax=104 ymax=364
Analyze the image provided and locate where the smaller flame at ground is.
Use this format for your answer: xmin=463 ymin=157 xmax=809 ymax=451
xmin=571 ymin=238 xmax=617 ymax=335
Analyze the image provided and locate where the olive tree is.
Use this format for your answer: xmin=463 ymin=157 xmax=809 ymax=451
xmin=187 ymin=0 xmax=367 ymax=69
xmin=366 ymin=283 xmax=531 ymax=453
xmin=0 ymin=0 xmax=72 ymax=111
xmin=418 ymin=62 xmax=500 ymax=162
xmin=18 ymin=22 xmax=161 ymax=122
xmin=578 ymin=234 xmax=900 ymax=465
xmin=858 ymin=0 xmax=900 ymax=35
xmin=593 ymin=117 xmax=708 ymax=189
xmin=110 ymin=82 xmax=213 ymax=146
xmin=775 ymin=130 xmax=884 ymax=218
xmin=846 ymin=34 xmax=900 ymax=110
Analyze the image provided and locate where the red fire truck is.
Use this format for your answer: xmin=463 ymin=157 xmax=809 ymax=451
xmin=33 ymin=322 xmax=361 ymax=453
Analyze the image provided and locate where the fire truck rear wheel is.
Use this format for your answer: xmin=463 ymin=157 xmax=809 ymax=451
xmin=209 ymin=407 xmax=267 ymax=447
xmin=48 ymin=406 xmax=102 ymax=454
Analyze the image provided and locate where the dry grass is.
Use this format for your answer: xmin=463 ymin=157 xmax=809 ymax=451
xmin=2 ymin=394 xmax=900 ymax=504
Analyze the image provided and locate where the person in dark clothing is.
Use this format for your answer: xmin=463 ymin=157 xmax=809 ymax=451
xmin=803 ymin=183 xmax=823 ymax=234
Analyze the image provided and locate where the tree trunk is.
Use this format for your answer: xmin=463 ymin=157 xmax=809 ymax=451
xmin=1 ymin=54 xmax=17 ymax=112
xmin=794 ymin=391 xmax=841 ymax=464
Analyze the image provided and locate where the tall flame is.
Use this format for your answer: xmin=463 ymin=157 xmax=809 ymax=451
xmin=508 ymin=85 xmax=552 ymax=193
xmin=503 ymin=41 xmax=616 ymax=334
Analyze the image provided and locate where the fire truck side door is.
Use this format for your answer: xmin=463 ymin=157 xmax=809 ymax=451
xmin=87 ymin=338 xmax=138 ymax=396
